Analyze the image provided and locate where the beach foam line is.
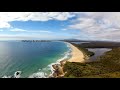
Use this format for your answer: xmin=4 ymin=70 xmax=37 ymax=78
xmin=2 ymin=42 xmax=83 ymax=78
xmin=28 ymin=42 xmax=72 ymax=78
xmin=29 ymin=72 xmax=47 ymax=78
xmin=2 ymin=71 xmax=22 ymax=78
xmin=2 ymin=42 xmax=72 ymax=78
xmin=48 ymin=47 xmax=72 ymax=77
xmin=28 ymin=52 xmax=71 ymax=78
xmin=67 ymin=42 xmax=85 ymax=63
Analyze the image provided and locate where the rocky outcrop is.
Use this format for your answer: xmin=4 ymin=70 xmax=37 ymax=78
xmin=52 ymin=64 xmax=64 ymax=78
xmin=2 ymin=71 xmax=22 ymax=78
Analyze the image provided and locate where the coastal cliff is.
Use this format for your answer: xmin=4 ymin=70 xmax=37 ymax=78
xmin=52 ymin=64 xmax=64 ymax=78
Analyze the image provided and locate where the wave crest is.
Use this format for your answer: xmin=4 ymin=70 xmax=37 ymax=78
xmin=29 ymin=72 xmax=47 ymax=78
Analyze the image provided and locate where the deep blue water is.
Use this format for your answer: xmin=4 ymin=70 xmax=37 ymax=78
xmin=0 ymin=41 xmax=70 ymax=78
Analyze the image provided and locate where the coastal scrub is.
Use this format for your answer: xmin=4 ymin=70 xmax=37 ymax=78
xmin=63 ymin=47 xmax=120 ymax=78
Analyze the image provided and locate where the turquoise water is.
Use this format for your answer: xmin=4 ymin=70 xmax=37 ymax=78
xmin=0 ymin=41 xmax=70 ymax=78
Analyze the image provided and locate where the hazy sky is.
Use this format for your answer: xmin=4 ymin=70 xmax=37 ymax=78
xmin=0 ymin=12 xmax=120 ymax=41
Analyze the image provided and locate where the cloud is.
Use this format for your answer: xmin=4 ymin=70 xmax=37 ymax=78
xmin=10 ymin=28 xmax=27 ymax=32
xmin=1 ymin=12 xmax=120 ymax=41
xmin=0 ymin=12 xmax=76 ymax=28
xmin=0 ymin=22 xmax=11 ymax=28
xmin=61 ymin=29 xmax=68 ymax=31
xmin=9 ymin=28 xmax=53 ymax=33
xmin=68 ymin=12 xmax=120 ymax=41
xmin=28 ymin=30 xmax=53 ymax=33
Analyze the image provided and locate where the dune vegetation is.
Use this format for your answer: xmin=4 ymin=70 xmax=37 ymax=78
xmin=63 ymin=46 xmax=120 ymax=78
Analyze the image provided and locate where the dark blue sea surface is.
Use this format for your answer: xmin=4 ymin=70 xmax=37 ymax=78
xmin=0 ymin=41 xmax=70 ymax=78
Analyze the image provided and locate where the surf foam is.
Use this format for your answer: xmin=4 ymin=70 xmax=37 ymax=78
xmin=29 ymin=42 xmax=72 ymax=78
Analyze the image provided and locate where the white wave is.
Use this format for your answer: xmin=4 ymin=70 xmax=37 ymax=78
xmin=29 ymin=72 xmax=47 ymax=78
xmin=64 ymin=42 xmax=72 ymax=52
xmin=2 ymin=75 xmax=10 ymax=78
xmin=48 ymin=49 xmax=72 ymax=77
xmin=64 ymin=42 xmax=71 ymax=48
xmin=14 ymin=71 xmax=22 ymax=78
xmin=2 ymin=71 xmax=22 ymax=78
xmin=29 ymin=42 xmax=72 ymax=78
xmin=28 ymin=49 xmax=71 ymax=78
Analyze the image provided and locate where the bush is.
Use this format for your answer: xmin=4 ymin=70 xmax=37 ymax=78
xmin=63 ymin=47 xmax=120 ymax=78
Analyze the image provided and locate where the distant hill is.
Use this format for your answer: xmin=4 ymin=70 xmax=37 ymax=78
xmin=60 ymin=39 xmax=89 ymax=42
xmin=60 ymin=39 xmax=120 ymax=43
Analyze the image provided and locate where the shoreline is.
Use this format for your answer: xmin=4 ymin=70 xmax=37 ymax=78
xmin=51 ymin=42 xmax=85 ymax=78
xmin=67 ymin=43 xmax=85 ymax=63
xmin=1 ymin=42 xmax=86 ymax=78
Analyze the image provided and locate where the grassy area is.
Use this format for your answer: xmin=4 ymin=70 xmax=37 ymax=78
xmin=63 ymin=47 xmax=120 ymax=78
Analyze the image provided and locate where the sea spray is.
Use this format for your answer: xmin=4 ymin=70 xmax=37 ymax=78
xmin=2 ymin=71 xmax=22 ymax=78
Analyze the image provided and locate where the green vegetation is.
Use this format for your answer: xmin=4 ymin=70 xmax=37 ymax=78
xmin=63 ymin=47 xmax=120 ymax=78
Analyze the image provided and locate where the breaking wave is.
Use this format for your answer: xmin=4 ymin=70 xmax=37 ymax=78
xmin=2 ymin=42 xmax=72 ymax=78
xmin=28 ymin=43 xmax=72 ymax=78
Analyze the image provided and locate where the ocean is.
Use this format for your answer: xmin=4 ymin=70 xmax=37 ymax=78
xmin=0 ymin=41 xmax=71 ymax=78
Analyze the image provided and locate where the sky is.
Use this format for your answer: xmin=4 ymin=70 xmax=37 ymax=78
xmin=0 ymin=12 xmax=120 ymax=41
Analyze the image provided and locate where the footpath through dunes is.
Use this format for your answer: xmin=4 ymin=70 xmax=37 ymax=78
xmin=67 ymin=43 xmax=85 ymax=63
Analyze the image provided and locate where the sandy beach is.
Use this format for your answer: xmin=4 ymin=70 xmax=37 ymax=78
xmin=67 ymin=43 xmax=85 ymax=63
xmin=51 ymin=42 xmax=85 ymax=78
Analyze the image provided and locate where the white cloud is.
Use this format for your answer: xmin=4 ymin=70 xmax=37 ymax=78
xmin=28 ymin=30 xmax=53 ymax=33
xmin=68 ymin=12 xmax=120 ymax=41
xmin=0 ymin=12 xmax=75 ymax=28
xmin=1 ymin=12 xmax=120 ymax=41
xmin=39 ymin=31 xmax=53 ymax=33
xmin=61 ymin=29 xmax=68 ymax=31
xmin=0 ymin=22 xmax=11 ymax=28
xmin=69 ymin=18 xmax=96 ymax=30
xmin=9 ymin=28 xmax=53 ymax=33
xmin=10 ymin=28 xmax=27 ymax=32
